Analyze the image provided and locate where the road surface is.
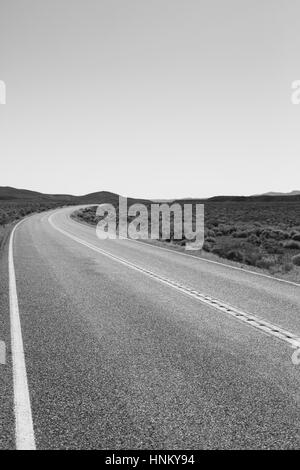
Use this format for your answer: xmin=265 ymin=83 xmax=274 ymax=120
xmin=0 ymin=207 xmax=300 ymax=449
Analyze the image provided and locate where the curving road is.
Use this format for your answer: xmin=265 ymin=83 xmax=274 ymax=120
xmin=1 ymin=206 xmax=300 ymax=449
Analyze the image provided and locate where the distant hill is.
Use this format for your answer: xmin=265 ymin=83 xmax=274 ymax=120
xmin=78 ymin=191 xmax=150 ymax=205
xmin=262 ymin=190 xmax=300 ymax=197
xmin=175 ymin=193 xmax=300 ymax=204
xmin=0 ymin=187 xmax=150 ymax=205
xmin=1 ymin=186 xmax=300 ymax=205
xmin=0 ymin=186 xmax=51 ymax=201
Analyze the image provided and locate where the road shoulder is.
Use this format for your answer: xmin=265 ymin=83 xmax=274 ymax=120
xmin=0 ymin=226 xmax=15 ymax=449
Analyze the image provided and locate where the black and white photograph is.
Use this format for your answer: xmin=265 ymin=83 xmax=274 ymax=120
xmin=0 ymin=0 xmax=300 ymax=455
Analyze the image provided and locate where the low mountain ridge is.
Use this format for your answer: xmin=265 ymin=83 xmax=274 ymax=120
xmin=1 ymin=186 xmax=300 ymax=205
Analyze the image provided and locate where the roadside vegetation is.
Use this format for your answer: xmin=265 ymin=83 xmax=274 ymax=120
xmin=0 ymin=200 xmax=70 ymax=250
xmin=72 ymin=199 xmax=300 ymax=279
xmin=201 ymin=200 xmax=300 ymax=276
xmin=0 ymin=225 xmax=7 ymax=251
xmin=0 ymin=187 xmax=139 ymax=251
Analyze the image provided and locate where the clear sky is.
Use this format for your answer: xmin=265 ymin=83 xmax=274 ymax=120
xmin=0 ymin=0 xmax=299 ymax=199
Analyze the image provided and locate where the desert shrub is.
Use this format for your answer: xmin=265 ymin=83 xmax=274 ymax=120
xmin=226 ymin=249 xmax=244 ymax=262
xmin=292 ymin=233 xmax=300 ymax=241
xmin=207 ymin=229 xmax=216 ymax=237
xmin=281 ymin=262 xmax=293 ymax=273
xmin=212 ymin=242 xmax=244 ymax=262
xmin=263 ymin=240 xmax=284 ymax=254
xmin=0 ymin=227 xmax=5 ymax=249
xmin=266 ymin=229 xmax=288 ymax=240
xmin=217 ymin=224 xmax=236 ymax=235
xmin=233 ymin=230 xmax=250 ymax=238
xmin=292 ymin=254 xmax=300 ymax=266
xmin=253 ymin=228 xmax=263 ymax=236
xmin=283 ymin=240 xmax=300 ymax=249
xmin=202 ymin=241 xmax=212 ymax=252
xmin=205 ymin=236 xmax=216 ymax=243
xmin=248 ymin=234 xmax=261 ymax=245
xmin=256 ymin=257 xmax=275 ymax=270
xmin=244 ymin=251 xmax=262 ymax=266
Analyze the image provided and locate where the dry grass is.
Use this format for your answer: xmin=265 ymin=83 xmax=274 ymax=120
xmin=72 ymin=199 xmax=300 ymax=277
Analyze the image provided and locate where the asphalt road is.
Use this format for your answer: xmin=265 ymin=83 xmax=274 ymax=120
xmin=1 ymin=207 xmax=300 ymax=449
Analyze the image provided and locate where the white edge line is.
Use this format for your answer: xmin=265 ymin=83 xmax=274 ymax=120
xmin=67 ymin=211 xmax=300 ymax=288
xmin=49 ymin=213 xmax=300 ymax=350
xmin=8 ymin=219 xmax=36 ymax=450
